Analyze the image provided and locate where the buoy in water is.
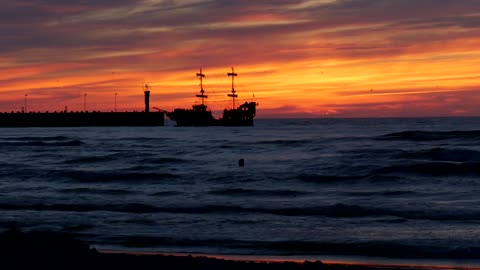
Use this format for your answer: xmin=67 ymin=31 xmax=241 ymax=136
xmin=238 ymin=158 xmax=245 ymax=167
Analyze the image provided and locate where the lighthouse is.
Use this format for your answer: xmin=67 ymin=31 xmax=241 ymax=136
xmin=144 ymin=84 xmax=151 ymax=113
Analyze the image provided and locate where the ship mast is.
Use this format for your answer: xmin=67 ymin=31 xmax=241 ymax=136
xmin=227 ymin=67 xmax=238 ymax=108
xmin=196 ymin=68 xmax=207 ymax=105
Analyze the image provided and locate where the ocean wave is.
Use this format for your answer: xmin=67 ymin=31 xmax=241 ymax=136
xmin=1 ymin=136 xmax=71 ymax=141
xmin=298 ymin=174 xmax=367 ymax=183
xmin=105 ymin=235 xmax=480 ymax=259
xmin=64 ymin=155 xmax=116 ymax=164
xmin=378 ymin=130 xmax=480 ymax=141
xmin=375 ymin=161 xmax=480 ymax=176
xmin=61 ymin=224 xmax=95 ymax=232
xmin=61 ymin=170 xmax=180 ymax=182
xmin=209 ymin=188 xmax=311 ymax=197
xmin=299 ymin=160 xmax=480 ymax=182
xmin=59 ymin=188 xmax=135 ymax=195
xmin=124 ymin=218 xmax=157 ymax=225
xmin=118 ymin=137 xmax=172 ymax=143
xmin=0 ymin=203 xmax=158 ymax=213
xmin=106 ymin=235 xmax=235 ymax=248
xmin=397 ymin=147 xmax=480 ymax=162
xmin=255 ymin=139 xmax=312 ymax=146
xmin=297 ymin=173 xmax=402 ymax=185
xmin=0 ymin=140 xmax=84 ymax=147
xmin=220 ymin=144 xmax=236 ymax=149
xmin=340 ymin=148 xmax=405 ymax=158
xmin=340 ymin=190 xmax=416 ymax=197
xmin=141 ymin=157 xmax=188 ymax=164
xmin=149 ymin=191 xmax=183 ymax=196
xmin=1 ymin=202 xmax=478 ymax=221
xmin=254 ymin=240 xmax=480 ymax=259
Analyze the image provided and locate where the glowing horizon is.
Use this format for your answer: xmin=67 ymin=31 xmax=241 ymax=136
xmin=2 ymin=1 xmax=480 ymax=117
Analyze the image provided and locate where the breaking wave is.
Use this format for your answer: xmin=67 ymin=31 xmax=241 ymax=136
xmin=379 ymin=130 xmax=480 ymax=141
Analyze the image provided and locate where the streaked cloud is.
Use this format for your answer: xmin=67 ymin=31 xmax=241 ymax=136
xmin=1 ymin=0 xmax=480 ymax=117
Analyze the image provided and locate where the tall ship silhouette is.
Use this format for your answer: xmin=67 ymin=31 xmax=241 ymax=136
xmin=162 ymin=68 xmax=257 ymax=126
xmin=0 ymin=85 xmax=164 ymax=127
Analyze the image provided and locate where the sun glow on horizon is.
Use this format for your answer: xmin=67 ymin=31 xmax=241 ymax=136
xmin=1 ymin=1 xmax=480 ymax=117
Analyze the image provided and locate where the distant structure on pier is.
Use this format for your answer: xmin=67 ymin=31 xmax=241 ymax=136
xmin=0 ymin=88 xmax=164 ymax=127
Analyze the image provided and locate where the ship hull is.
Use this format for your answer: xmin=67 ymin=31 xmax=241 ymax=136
xmin=0 ymin=112 xmax=164 ymax=127
xmin=219 ymin=102 xmax=256 ymax=126
xmin=166 ymin=102 xmax=256 ymax=127
xmin=166 ymin=109 xmax=219 ymax=126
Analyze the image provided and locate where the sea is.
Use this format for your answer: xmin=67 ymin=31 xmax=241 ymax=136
xmin=1 ymin=118 xmax=480 ymax=266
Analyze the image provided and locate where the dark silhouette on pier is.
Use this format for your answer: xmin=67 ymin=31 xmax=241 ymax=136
xmin=0 ymin=90 xmax=164 ymax=127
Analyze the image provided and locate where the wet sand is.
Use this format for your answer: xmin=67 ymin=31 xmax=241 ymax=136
xmin=0 ymin=229 xmax=476 ymax=270
xmin=101 ymin=251 xmax=480 ymax=270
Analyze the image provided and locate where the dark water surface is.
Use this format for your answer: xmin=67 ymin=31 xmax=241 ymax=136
xmin=1 ymin=118 xmax=480 ymax=262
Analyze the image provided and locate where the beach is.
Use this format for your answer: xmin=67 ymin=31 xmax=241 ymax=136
xmin=1 ymin=230 xmax=477 ymax=270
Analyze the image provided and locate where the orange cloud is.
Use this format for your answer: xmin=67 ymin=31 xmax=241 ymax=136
xmin=1 ymin=1 xmax=480 ymax=117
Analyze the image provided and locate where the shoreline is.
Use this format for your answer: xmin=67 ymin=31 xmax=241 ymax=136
xmin=100 ymin=250 xmax=480 ymax=270
xmin=1 ymin=229 xmax=479 ymax=270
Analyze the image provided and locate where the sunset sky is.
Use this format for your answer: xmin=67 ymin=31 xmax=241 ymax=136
xmin=2 ymin=0 xmax=480 ymax=117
